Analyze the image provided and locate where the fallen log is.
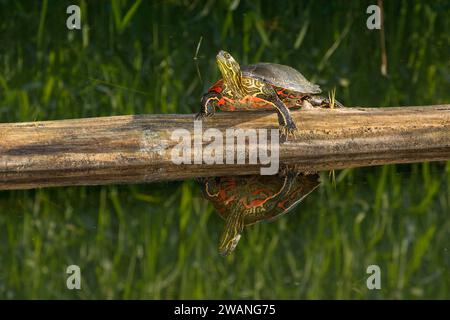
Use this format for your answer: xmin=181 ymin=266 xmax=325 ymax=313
xmin=0 ymin=105 xmax=449 ymax=190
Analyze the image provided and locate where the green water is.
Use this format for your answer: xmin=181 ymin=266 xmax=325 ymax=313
xmin=0 ymin=0 xmax=449 ymax=299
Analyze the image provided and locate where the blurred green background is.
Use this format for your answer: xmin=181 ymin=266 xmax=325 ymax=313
xmin=0 ymin=0 xmax=449 ymax=299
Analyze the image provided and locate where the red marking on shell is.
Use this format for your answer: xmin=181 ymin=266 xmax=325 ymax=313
xmin=241 ymin=188 xmax=273 ymax=209
xmin=209 ymin=80 xmax=224 ymax=93
xmin=217 ymin=96 xmax=237 ymax=111
xmin=212 ymin=86 xmax=222 ymax=93
xmin=244 ymin=199 xmax=267 ymax=208
xmin=220 ymin=105 xmax=236 ymax=111
xmin=244 ymin=96 xmax=266 ymax=103
xmin=216 ymin=178 xmax=237 ymax=204
xmin=219 ymin=188 xmax=228 ymax=200
xmin=277 ymin=200 xmax=287 ymax=210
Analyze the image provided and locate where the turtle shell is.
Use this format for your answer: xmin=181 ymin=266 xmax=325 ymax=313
xmin=241 ymin=63 xmax=322 ymax=94
xmin=200 ymin=172 xmax=320 ymax=226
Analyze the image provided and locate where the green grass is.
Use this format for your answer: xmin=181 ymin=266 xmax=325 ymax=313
xmin=0 ymin=0 xmax=449 ymax=299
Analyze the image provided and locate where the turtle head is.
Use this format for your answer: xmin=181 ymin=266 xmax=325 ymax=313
xmin=216 ymin=51 xmax=242 ymax=91
xmin=218 ymin=209 xmax=245 ymax=256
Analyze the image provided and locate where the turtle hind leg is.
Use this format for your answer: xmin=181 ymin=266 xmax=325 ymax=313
xmin=307 ymin=95 xmax=344 ymax=108
xmin=195 ymin=91 xmax=220 ymax=120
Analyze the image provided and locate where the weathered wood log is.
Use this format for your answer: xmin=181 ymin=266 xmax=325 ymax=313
xmin=0 ymin=105 xmax=449 ymax=190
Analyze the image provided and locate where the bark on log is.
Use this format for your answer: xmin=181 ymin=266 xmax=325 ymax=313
xmin=0 ymin=105 xmax=449 ymax=190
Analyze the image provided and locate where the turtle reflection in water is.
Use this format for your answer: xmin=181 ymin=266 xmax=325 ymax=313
xmin=199 ymin=168 xmax=320 ymax=256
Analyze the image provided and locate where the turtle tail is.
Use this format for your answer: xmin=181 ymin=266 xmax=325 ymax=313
xmin=218 ymin=209 xmax=245 ymax=256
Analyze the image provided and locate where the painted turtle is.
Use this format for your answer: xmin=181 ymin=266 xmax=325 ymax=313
xmin=196 ymin=50 xmax=343 ymax=140
xmin=199 ymin=168 xmax=320 ymax=256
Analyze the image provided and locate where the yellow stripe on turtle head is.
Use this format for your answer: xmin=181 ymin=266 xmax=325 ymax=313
xmin=216 ymin=50 xmax=242 ymax=94
xmin=218 ymin=209 xmax=245 ymax=256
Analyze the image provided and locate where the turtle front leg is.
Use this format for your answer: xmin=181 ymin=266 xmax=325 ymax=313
xmin=266 ymin=95 xmax=298 ymax=141
xmin=195 ymin=91 xmax=221 ymax=120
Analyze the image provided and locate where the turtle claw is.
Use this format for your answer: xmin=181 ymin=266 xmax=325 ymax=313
xmin=195 ymin=112 xmax=205 ymax=120
xmin=291 ymin=164 xmax=318 ymax=176
xmin=279 ymin=164 xmax=298 ymax=178
xmin=280 ymin=164 xmax=318 ymax=177
xmin=333 ymin=100 xmax=344 ymax=108
xmin=279 ymin=124 xmax=297 ymax=142
xmin=195 ymin=111 xmax=214 ymax=120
